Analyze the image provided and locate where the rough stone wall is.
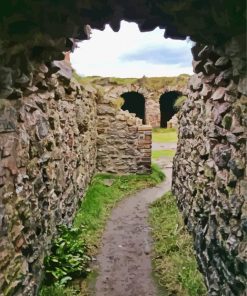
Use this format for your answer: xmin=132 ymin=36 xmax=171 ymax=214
xmin=172 ymin=41 xmax=247 ymax=295
xmin=95 ymin=82 xmax=187 ymax=128
xmin=97 ymin=100 xmax=151 ymax=174
xmin=145 ymin=99 xmax=160 ymax=127
xmin=0 ymin=65 xmax=97 ymax=295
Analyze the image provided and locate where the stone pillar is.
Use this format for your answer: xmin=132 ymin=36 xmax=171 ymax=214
xmin=145 ymin=99 xmax=160 ymax=127
xmin=137 ymin=125 xmax=152 ymax=173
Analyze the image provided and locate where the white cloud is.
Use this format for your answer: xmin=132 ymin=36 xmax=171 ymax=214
xmin=71 ymin=21 xmax=193 ymax=78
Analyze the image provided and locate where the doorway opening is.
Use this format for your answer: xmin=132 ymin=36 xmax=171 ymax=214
xmin=159 ymin=91 xmax=181 ymax=128
xmin=121 ymin=91 xmax=146 ymax=124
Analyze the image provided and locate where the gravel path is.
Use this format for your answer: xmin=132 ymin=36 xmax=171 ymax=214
xmin=94 ymin=165 xmax=172 ymax=296
xmin=152 ymin=142 xmax=177 ymax=151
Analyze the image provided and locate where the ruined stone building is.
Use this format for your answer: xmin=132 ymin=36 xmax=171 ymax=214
xmin=0 ymin=1 xmax=246 ymax=295
xmin=81 ymin=75 xmax=188 ymax=128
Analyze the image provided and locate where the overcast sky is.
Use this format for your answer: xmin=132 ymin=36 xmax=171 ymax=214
xmin=71 ymin=21 xmax=193 ymax=78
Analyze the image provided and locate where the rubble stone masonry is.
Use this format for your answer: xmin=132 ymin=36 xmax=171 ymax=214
xmin=172 ymin=41 xmax=247 ymax=295
xmin=0 ymin=67 xmax=98 ymax=295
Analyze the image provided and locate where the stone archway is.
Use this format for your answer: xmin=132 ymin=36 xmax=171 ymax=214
xmin=0 ymin=2 xmax=246 ymax=295
xmin=120 ymin=92 xmax=146 ymax=123
xmin=159 ymin=91 xmax=181 ymax=128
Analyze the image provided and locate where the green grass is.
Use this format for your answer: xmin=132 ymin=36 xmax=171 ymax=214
xmin=39 ymin=285 xmax=78 ymax=296
xmin=40 ymin=164 xmax=165 ymax=296
xmin=174 ymin=95 xmax=187 ymax=110
xmin=152 ymin=150 xmax=176 ymax=158
xmin=73 ymin=164 xmax=164 ymax=250
xmin=149 ymin=192 xmax=207 ymax=296
xmin=152 ymin=128 xmax=178 ymax=143
xmin=73 ymin=73 xmax=190 ymax=93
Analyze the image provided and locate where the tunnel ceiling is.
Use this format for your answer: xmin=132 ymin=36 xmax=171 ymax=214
xmin=0 ymin=0 xmax=245 ymax=100
xmin=0 ymin=0 xmax=245 ymax=63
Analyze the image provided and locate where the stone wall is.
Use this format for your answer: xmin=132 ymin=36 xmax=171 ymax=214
xmin=172 ymin=41 xmax=247 ymax=295
xmin=145 ymin=99 xmax=160 ymax=127
xmin=94 ymin=82 xmax=187 ymax=128
xmin=0 ymin=64 xmax=98 ymax=295
xmin=97 ymin=100 xmax=152 ymax=174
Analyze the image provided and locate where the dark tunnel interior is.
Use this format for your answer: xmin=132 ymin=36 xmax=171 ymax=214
xmin=121 ymin=92 xmax=146 ymax=123
xmin=160 ymin=91 xmax=180 ymax=128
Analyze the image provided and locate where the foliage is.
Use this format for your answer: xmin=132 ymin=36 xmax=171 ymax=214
xmin=39 ymin=285 xmax=78 ymax=296
xmin=40 ymin=164 xmax=165 ymax=295
xmin=152 ymin=149 xmax=176 ymax=158
xmin=174 ymin=95 xmax=187 ymax=110
xmin=43 ymin=226 xmax=91 ymax=286
xmin=152 ymin=128 xmax=178 ymax=143
xmin=149 ymin=192 xmax=207 ymax=296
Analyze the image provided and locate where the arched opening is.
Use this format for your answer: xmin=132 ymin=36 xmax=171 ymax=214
xmin=159 ymin=91 xmax=181 ymax=128
xmin=121 ymin=91 xmax=146 ymax=123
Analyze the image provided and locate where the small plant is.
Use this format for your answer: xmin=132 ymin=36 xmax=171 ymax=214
xmin=174 ymin=95 xmax=187 ymax=110
xmin=43 ymin=225 xmax=91 ymax=286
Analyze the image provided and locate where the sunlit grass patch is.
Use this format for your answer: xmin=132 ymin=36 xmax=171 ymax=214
xmin=152 ymin=128 xmax=178 ymax=143
xmin=149 ymin=192 xmax=206 ymax=296
xmin=152 ymin=150 xmax=176 ymax=159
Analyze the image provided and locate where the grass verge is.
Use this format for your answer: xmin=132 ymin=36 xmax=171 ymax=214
xmin=152 ymin=150 xmax=176 ymax=159
xmin=40 ymin=164 xmax=165 ymax=296
xmin=149 ymin=192 xmax=206 ymax=296
xmin=152 ymin=128 xmax=178 ymax=143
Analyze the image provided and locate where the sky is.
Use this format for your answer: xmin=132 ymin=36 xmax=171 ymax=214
xmin=71 ymin=21 xmax=193 ymax=78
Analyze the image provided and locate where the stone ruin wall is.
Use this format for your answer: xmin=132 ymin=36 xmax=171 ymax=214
xmin=0 ymin=65 xmax=99 ymax=295
xmin=0 ymin=0 xmax=245 ymax=294
xmin=97 ymin=101 xmax=152 ymax=174
xmin=172 ymin=41 xmax=247 ymax=295
xmin=99 ymin=83 xmax=187 ymax=128
xmin=0 ymin=61 xmax=153 ymax=295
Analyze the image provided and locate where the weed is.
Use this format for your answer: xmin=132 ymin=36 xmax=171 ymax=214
xmin=43 ymin=226 xmax=91 ymax=286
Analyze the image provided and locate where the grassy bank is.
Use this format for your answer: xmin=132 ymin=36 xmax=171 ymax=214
xmin=152 ymin=128 xmax=178 ymax=143
xmin=40 ymin=164 xmax=165 ymax=296
xmin=149 ymin=192 xmax=206 ymax=296
xmin=73 ymin=74 xmax=189 ymax=92
xmin=152 ymin=150 xmax=176 ymax=159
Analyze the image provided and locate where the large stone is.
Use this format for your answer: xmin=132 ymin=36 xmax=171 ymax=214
xmin=212 ymin=87 xmax=226 ymax=101
xmin=189 ymin=74 xmax=203 ymax=91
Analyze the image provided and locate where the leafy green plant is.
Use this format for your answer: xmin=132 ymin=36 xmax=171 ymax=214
xmin=44 ymin=225 xmax=91 ymax=286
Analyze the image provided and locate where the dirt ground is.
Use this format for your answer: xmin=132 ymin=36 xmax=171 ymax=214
xmin=94 ymin=163 xmax=172 ymax=296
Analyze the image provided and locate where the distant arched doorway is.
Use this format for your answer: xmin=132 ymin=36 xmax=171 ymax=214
xmin=121 ymin=92 xmax=146 ymax=123
xmin=159 ymin=91 xmax=180 ymax=128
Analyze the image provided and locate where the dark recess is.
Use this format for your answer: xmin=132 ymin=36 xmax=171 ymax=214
xmin=160 ymin=91 xmax=180 ymax=128
xmin=121 ymin=92 xmax=146 ymax=123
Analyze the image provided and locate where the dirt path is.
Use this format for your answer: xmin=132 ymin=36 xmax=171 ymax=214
xmin=152 ymin=142 xmax=177 ymax=151
xmin=94 ymin=165 xmax=172 ymax=296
